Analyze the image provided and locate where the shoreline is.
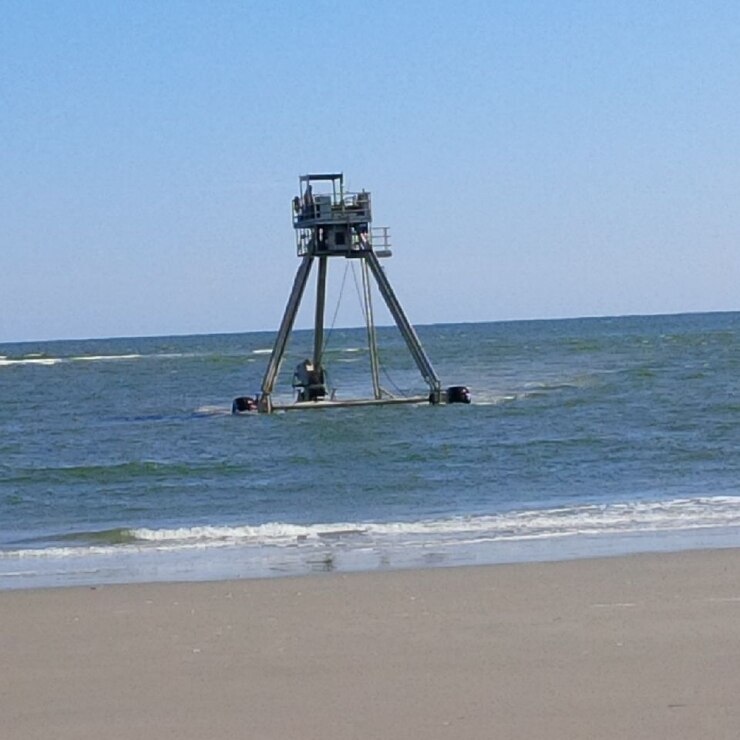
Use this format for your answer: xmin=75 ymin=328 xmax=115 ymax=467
xmin=4 ymin=521 xmax=740 ymax=591
xmin=2 ymin=547 xmax=739 ymax=739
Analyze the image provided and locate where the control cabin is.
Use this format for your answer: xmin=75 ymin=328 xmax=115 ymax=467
xmin=292 ymin=173 xmax=391 ymax=258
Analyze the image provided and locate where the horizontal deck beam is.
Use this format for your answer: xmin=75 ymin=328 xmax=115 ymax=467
xmin=269 ymin=395 xmax=430 ymax=412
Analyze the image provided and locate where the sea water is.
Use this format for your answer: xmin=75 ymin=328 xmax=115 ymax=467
xmin=1 ymin=312 xmax=739 ymax=589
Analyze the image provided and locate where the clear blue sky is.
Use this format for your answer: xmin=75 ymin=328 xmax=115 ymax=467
xmin=2 ymin=0 xmax=739 ymax=342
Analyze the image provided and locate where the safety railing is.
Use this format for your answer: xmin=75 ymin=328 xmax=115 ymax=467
xmin=370 ymin=226 xmax=391 ymax=252
xmin=292 ymin=191 xmax=371 ymax=226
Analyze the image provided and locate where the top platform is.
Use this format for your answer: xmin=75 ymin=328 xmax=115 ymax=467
xmin=292 ymin=173 xmax=372 ymax=229
xmin=292 ymin=173 xmax=391 ymax=258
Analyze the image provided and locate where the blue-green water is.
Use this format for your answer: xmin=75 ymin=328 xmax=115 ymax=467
xmin=2 ymin=312 xmax=740 ymax=588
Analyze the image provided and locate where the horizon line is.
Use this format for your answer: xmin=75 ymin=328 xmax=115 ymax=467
xmin=1 ymin=308 xmax=737 ymax=346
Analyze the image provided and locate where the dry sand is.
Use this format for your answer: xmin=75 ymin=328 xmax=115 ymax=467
xmin=2 ymin=548 xmax=740 ymax=739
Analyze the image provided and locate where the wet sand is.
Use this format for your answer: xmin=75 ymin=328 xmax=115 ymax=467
xmin=2 ymin=548 xmax=739 ymax=739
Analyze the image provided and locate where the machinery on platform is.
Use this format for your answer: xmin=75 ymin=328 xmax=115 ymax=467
xmin=232 ymin=173 xmax=470 ymax=414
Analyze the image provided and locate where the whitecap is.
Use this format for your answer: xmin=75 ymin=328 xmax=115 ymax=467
xmin=193 ymin=405 xmax=232 ymax=416
xmin=0 ymin=358 xmax=62 ymax=367
xmin=70 ymin=354 xmax=144 ymax=362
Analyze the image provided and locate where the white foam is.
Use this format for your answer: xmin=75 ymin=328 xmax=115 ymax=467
xmin=128 ymin=496 xmax=740 ymax=546
xmin=3 ymin=545 xmax=125 ymax=559
xmin=70 ymin=354 xmax=144 ymax=362
xmin=0 ymin=358 xmax=61 ymax=367
xmin=0 ymin=352 xmax=205 ymax=369
xmin=130 ymin=522 xmax=368 ymax=544
xmin=70 ymin=352 xmax=192 ymax=362
xmin=193 ymin=405 xmax=232 ymax=416
xmin=252 ymin=348 xmax=272 ymax=355
xmin=4 ymin=496 xmax=739 ymax=562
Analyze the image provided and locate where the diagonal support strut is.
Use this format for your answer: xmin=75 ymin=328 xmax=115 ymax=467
xmin=363 ymin=250 xmax=441 ymax=397
xmin=259 ymin=255 xmax=314 ymax=412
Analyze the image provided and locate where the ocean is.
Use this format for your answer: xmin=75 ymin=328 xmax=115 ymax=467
xmin=1 ymin=312 xmax=739 ymax=589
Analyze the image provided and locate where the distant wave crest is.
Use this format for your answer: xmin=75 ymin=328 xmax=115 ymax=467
xmin=0 ymin=358 xmax=62 ymax=367
xmin=0 ymin=353 xmax=186 ymax=368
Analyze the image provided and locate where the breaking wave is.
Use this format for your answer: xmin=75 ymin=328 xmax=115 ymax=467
xmin=4 ymin=496 xmax=740 ymax=561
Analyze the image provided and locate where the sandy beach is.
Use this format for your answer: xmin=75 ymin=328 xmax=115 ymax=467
xmin=2 ymin=548 xmax=739 ymax=739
